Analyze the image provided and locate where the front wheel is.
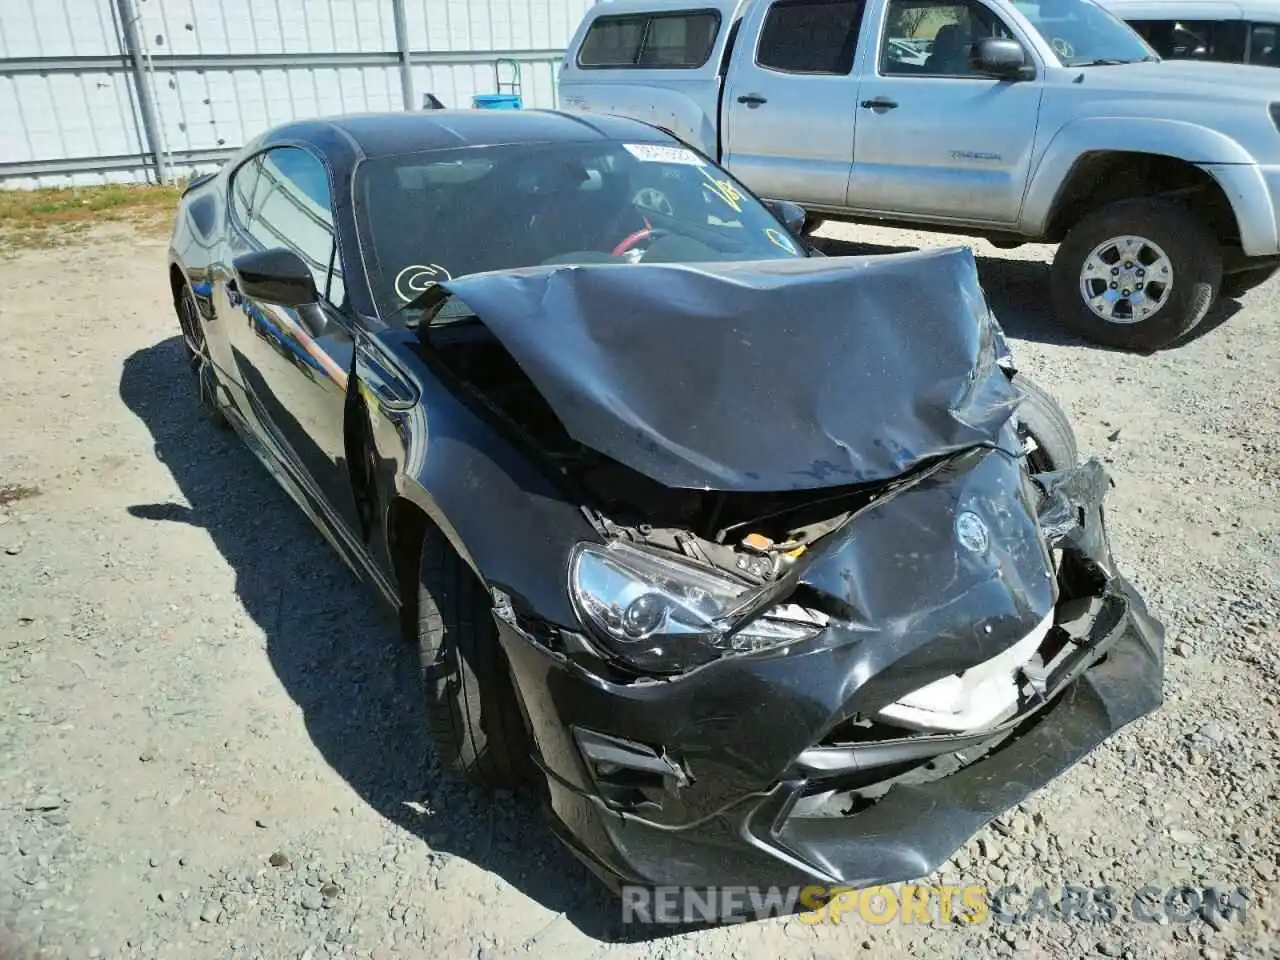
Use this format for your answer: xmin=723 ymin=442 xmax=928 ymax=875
xmin=1011 ymin=375 xmax=1077 ymax=474
xmin=416 ymin=532 xmax=532 ymax=788
xmin=1051 ymin=199 xmax=1221 ymax=352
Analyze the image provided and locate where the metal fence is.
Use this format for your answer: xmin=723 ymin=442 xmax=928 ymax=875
xmin=0 ymin=0 xmax=596 ymax=188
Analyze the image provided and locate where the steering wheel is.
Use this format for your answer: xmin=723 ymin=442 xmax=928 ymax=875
xmin=1051 ymin=36 xmax=1075 ymax=58
xmin=612 ymin=227 xmax=669 ymax=257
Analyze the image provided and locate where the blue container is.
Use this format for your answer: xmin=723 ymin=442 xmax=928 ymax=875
xmin=473 ymin=94 xmax=522 ymax=110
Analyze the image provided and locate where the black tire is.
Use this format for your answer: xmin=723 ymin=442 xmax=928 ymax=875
xmin=176 ymin=283 xmax=228 ymax=429
xmin=1051 ymin=199 xmax=1221 ymax=352
xmin=1011 ymin=376 xmax=1077 ymax=474
xmin=416 ymin=532 xmax=531 ymax=788
xmin=1221 ymin=264 xmax=1279 ymax=300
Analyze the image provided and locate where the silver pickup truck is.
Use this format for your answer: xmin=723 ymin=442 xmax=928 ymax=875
xmin=557 ymin=0 xmax=1280 ymax=350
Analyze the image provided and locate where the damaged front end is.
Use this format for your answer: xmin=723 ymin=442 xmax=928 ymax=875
xmin=411 ymin=251 xmax=1164 ymax=892
xmin=521 ymin=452 xmax=1160 ymax=893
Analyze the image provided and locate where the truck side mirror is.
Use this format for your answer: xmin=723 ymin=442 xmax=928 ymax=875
xmin=972 ymin=38 xmax=1035 ymax=80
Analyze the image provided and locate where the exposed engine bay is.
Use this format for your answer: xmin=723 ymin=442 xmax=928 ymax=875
xmin=419 ymin=313 xmax=923 ymax=588
xmin=415 ymin=250 xmax=1029 ymax=593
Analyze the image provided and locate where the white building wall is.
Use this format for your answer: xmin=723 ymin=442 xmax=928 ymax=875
xmin=0 ymin=0 xmax=597 ymax=188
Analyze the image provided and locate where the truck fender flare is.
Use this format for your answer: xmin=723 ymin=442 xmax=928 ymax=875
xmin=1021 ymin=117 xmax=1259 ymax=237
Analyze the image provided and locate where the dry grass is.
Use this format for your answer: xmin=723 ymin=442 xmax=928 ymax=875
xmin=0 ymin=183 xmax=185 ymax=250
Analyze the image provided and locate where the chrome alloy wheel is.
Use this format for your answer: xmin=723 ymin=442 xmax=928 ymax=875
xmin=177 ymin=285 xmax=223 ymax=421
xmin=1079 ymin=234 xmax=1173 ymax=324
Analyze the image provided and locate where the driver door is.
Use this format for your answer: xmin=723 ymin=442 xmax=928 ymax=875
xmin=223 ymin=146 xmax=362 ymax=537
xmin=846 ymin=0 xmax=1044 ymax=224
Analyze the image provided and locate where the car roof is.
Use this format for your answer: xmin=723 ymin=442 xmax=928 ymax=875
xmin=267 ymin=110 xmax=672 ymax=160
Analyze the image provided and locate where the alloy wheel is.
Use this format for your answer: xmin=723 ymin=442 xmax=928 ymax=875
xmin=1078 ymin=235 xmax=1173 ymax=324
xmin=178 ymin=287 xmax=222 ymax=421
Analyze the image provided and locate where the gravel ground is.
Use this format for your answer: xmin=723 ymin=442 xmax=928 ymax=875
xmin=0 ymin=220 xmax=1277 ymax=960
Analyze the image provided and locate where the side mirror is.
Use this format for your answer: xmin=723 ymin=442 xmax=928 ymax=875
xmin=972 ymin=38 xmax=1034 ymax=80
xmin=231 ymin=248 xmax=318 ymax=308
xmin=765 ymin=199 xmax=809 ymax=237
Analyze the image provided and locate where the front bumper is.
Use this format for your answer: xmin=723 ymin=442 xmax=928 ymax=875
xmin=498 ymin=574 xmax=1163 ymax=891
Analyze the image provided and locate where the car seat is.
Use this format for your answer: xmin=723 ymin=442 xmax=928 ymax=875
xmin=925 ymin=23 xmax=973 ymax=74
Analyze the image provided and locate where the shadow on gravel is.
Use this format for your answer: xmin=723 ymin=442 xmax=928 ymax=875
xmin=815 ymin=235 xmax=1096 ymax=348
xmin=119 ymin=337 xmax=681 ymax=946
xmin=1168 ymin=297 xmax=1241 ymax=348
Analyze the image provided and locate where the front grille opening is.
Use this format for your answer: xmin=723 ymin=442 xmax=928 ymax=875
xmin=792 ymin=690 xmax=1067 ymax=820
xmin=818 ymin=715 xmax=919 ymax=748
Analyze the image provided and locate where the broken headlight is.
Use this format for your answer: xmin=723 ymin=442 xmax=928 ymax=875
xmin=569 ymin=541 xmax=824 ymax=673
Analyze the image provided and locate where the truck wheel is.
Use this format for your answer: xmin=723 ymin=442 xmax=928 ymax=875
xmin=1221 ymin=264 xmax=1279 ymax=299
xmin=417 ymin=531 xmax=531 ymax=788
xmin=1051 ymin=199 xmax=1221 ymax=351
xmin=1011 ymin=375 xmax=1077 ymax=474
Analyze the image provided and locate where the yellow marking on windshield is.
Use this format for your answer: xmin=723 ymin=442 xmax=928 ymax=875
xmin=699 ymin=167 xmax=744 ymax=214
xmin=765 ymin=228 xmax=797 ymax=254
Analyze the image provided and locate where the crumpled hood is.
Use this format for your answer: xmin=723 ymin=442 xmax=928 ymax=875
xmin=437 ymin=248 xmax=1021 ymax=492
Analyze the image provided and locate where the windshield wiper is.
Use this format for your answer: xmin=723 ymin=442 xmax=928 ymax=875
xmin=1073 ymin=56 xmax=1158 ymax=66
xmin=392 ymin=284 xmax=449 ymax=328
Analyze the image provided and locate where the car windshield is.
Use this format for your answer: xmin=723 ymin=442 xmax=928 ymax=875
xmin=355 ymin=139 xmax=806 ymax=322
xmin=1013 ymin=0 xmax=1157 ymax=65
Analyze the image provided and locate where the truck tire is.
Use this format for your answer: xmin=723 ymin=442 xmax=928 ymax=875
xmin=417 ymin=531 xmax=531 ymax=788
xmin=1221 ymin=264 xmax=1279 ymax=300
xmin=1011 ymin=375 xmax=1077 ymax=474
xmin=1051 ymin=199 xmax=1221 ymax=352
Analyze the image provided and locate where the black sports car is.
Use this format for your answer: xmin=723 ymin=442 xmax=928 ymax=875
xmin=167 ymin=110 xmax=1163 ymax=901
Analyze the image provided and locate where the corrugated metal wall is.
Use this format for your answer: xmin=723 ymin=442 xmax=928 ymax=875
xmin=0 ymin=0 xmax=596 ymax=188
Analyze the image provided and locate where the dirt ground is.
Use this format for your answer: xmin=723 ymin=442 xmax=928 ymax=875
xmin=0 ymin=220 xmax=1277 ymax=960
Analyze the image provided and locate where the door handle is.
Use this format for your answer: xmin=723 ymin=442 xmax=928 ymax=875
xmin=860 ymin=97 xmax=899 ymax=110
xmin=737 ymin=94 xmax=767 ymax=107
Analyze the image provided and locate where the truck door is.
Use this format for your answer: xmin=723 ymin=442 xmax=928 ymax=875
xmin=722 ymin=0 xmax=869 ymax=207
xmin=845 ymin=0 xmax=1043 ymax=224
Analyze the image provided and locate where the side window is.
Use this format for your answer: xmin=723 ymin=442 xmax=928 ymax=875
xmin=1132 ymin=18 xmax=1246 ymax=62
xmin=577 ymin=12 xmax=720 ymax=68
xmin=579 ymin=15 xmax=646 ymax=66
xmin=1250 ymin=23 xmax=1280 ymax=65
xmin=756 ymin=0 xmax=866 ymax=75
xmin=247 ymin=147 xmax=344 ymax=308
xmin=229 ymin=156 xmax=262 ymax=227
xmin=880 ymin=0 xmax=1013 ymax=76
xmin=638 ymin=13 xmax=720 ymax=66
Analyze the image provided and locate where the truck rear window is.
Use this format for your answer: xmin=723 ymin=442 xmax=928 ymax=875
xmin=577 ymin=11 xmax=721 ymax=68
